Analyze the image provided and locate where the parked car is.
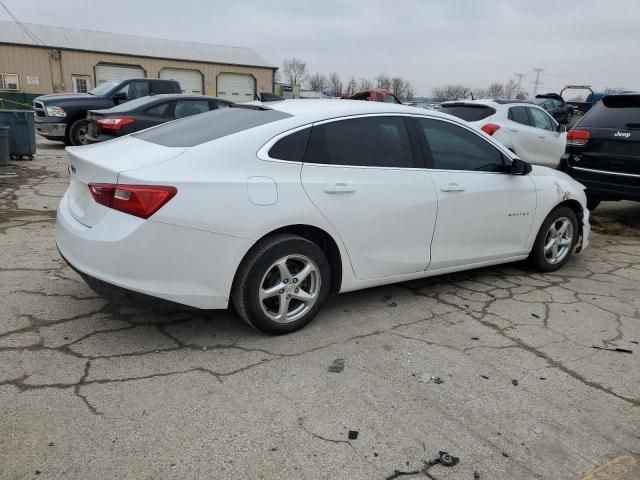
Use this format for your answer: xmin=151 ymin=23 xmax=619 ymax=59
xmin=440 ymin=99 xmax=567 ymax=168
xmin=341 ymin=88 xmax=401 ymax=103
xmin=532 ymin=93 xmax=574 ymax=125
xmin=57 ymin=100 xmax=589 ymax=334
xmin=86 ymin=95 xmax=231 ymax=143
xmin=33 ymin=78 xmax=181 ymax=146
xmin=563 ymin=93 xmax=640 ymax=210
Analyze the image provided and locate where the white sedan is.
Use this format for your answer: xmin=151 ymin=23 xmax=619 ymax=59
xmin=439 ymin=99 xmax=567 ymax=169
xmin=56 ymin=100 xmax=590 ymax=334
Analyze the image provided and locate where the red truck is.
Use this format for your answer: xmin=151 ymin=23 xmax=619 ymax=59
xmin=341 ymin=88 xmax=402 ymax=104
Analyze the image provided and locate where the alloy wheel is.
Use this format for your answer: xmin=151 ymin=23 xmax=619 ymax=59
xmin=258 ymin=255 xmax=321 ymax=323
xmin=544 ymin=217 xmax=574 ymax=264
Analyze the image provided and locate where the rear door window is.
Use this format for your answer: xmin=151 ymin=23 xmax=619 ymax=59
xmin=580 ymin=96 xmax=640 ymax=129
xmin=146 ymin=101 xmax=172 ymax=117
xmin=173 ymin=99 xmax=210 ymax=119
xmin=304 ymin=116 xmax=414 ymax=168
xmin=150 ymin=82 xmax=176 ymax=94
xmin=508 ymin=106 xmax=531 ymax=126
xmin=439 ymin=105 xmax=496 ymax=122
xmin=417 ymin=118 xmax=506 ymax=172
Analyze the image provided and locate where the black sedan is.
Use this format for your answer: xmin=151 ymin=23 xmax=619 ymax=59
xmin=532 ymin=93 xmax=574 ymax=125
xmin=86 ymin=94 xmax=232 ymax=143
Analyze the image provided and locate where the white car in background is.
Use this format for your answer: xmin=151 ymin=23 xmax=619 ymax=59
xmin=57 ymin=100 xmax=589 ymax=334
xmin=440 ymin=99 xmax=567 ymax=168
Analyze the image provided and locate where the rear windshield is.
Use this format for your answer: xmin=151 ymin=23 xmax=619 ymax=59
xmin=105 ymin=95 xmax=156 ymax=113
xmin=439 ymin=105 xmax=496 ymax=122
xmin=580 ymin=96 xmax=640 ymax=129
xmin=134 ymin=106 xmax=291 ymax=147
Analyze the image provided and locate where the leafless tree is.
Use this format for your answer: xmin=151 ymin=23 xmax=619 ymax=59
xmin=358 ymin=78 xmax=373 ymax=91
xmin=328 ymin=72 xmax=343 ymax=97
xmin=282 ymin=57 xmax=307 ymax=86
xmin=403 ymin=82 xmax=415 ymax=101
xmin=472 ymin=88 xmax=487 ymax=99
xmin=604 ymin=87 xmax=625 ymax=94
xmin=346 ymin=76 xmax=357 ymax=95
xmin=432 ymin=84 xmax=472 ymax=102
xmin=515 ymin=90 xmax=529 ymax=100
xmin=486 ymin=82 xmax=506 ymax=99
xmin=376 ymin=73 xmax=391 ymax=90
xmin=503 ymin=79 xmax=518 ymax=99
xmin=308 ymin=73 xmax=326 ymax=92
xmin=391 ymin=77 xmax=404 ymax=97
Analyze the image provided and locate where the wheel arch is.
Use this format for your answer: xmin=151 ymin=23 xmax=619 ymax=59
xmin=552 ymin=198 xmax=586 ymax=250
xmin=235 ymin=224 xmax=344 ymax=294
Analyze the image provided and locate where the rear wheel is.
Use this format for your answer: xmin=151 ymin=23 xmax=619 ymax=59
xmin=68 ymin=119 xmax=90 ymax=146
xmin=231 ymin=234 xmax=331 ymax=334
xmin=528 ymin=206 xmax=578 ymax=272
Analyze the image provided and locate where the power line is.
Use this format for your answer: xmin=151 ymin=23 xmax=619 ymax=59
xmin=515 ymin=73 xmax=527 ymax=92
xmin=0 ymin=0 xmax=48 ymax=47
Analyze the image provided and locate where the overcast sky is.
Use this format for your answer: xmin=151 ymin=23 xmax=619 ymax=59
xmin=3 ymin=0 xmax=639 ymax=96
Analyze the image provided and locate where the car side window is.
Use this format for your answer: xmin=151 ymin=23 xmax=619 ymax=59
xmin=173 ymin=100 xmax=210 ymax=119
xmin=268 ymin=128 xmax=311 ymax=162
xmin=150 ymin=82 xmax=175 ymax=94
xmin=418 ymin=118 xmax=506 ymax=172
xmin=528 ymin=107 xmax=554 ymax=131
xmin=508 ymin=106 xmax=531 ymax=126
xmin=304 ymin=116 xmax=414 ymax=168
xmin=128 ymin=81 xmax=149 ymax=100
xmin=146 ymin=102 xmax=172 ymax=117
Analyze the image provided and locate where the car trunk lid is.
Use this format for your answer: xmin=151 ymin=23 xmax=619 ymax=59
xmin=65 ymin=136 xmax=186 ymax=227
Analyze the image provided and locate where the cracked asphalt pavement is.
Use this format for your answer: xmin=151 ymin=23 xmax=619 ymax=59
xmin=1 ymin=140 xmax=640 ymax=480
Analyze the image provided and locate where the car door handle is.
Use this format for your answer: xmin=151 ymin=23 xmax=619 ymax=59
xmin=323 ymin=183 xmax=356 ymax=194
xmin=440 ymin=183 xmax=466 ymax=192
xmin=509 ymin=128 xmax=519 ymax=133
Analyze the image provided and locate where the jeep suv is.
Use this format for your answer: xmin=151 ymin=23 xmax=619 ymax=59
xmin=33 ymin=78 xmax=181 ymax=146
xmin=563 ymin=93 xmax=640 ymax=209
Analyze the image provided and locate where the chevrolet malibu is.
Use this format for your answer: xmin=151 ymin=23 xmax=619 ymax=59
xmin=56 ymin=100 xmax=590 ymax=334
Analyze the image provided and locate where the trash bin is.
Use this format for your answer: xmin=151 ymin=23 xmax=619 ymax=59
xmin=0 ymin=110 xmax=36 ymax=159
xmin=0 ymin=126 xmax=9 ymax=166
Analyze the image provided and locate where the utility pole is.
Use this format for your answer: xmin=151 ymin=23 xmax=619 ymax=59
xmin=515 ymin=73 xmax=526 ymax=93
xmin=532 ymin=68 xmax=544 ymax=95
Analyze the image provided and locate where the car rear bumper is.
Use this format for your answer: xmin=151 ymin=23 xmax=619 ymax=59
xmin=565 ymin=163 xmax=640 ymax=201
xmin=56 ymin=191 xmax=253 ymax=310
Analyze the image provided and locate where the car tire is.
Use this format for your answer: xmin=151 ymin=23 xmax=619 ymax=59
xmin=231 ymin=234 xmax=331 ymax=334
xmin=528 ymin=206 xmax=579 ymax=272
xmin=586 ymin=195 xmax=601 ymax=211
xmin=68 ymin=119 xmax=90 ymax=146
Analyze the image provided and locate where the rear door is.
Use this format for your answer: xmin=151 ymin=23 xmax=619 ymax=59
xmin=301 ymin=115 xmax=438 ymax=280
xmin=570 ymin=96 xmax=640 ymax=175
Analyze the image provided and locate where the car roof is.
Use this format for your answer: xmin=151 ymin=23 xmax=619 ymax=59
xmin=258 ymin=99 xmax=451 ymax=121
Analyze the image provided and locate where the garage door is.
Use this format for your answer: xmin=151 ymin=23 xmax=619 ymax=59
xmin=159 ymin=69 xmax=203 ymax=94
xmin=217 ymin=73 xmax=255 ymax=102
xmin=95 ymin=64 xmax=145 ymax=85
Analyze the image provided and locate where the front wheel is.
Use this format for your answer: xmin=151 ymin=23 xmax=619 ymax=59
xmin=231 ymin=234 xmax=331 ymax=334
xmin=528 ymin=207 xmax=579 ymax=272
xmin=68 ymin=119 xmax=90 ymax=146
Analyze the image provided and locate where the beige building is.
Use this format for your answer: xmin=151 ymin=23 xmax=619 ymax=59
xmin=0 ymin=21 xmax=276 ymax=103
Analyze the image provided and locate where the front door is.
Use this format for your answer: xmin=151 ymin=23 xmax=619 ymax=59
xmin=301 ymin=115 xmax=438 ymax=280
xmin=415 ymin=117 xmax=537 ymax=270
xmin=528 ymin=106 xmax=565 ymax=168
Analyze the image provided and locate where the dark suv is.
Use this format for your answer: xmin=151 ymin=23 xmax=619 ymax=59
xmin=563 ymin=93 xmax=640 ymax=209
xmin=33 ymin=78 xmax=181 ymax=146
xmin=532 ymin=93 xmax=574 ymax=125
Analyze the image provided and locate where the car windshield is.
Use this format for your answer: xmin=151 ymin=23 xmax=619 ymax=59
xmin=88 ymin=81 xmax=121 ymax=96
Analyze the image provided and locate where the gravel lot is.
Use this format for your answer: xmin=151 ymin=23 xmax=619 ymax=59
xmin=1 ymin=140 xmax=639 ymax=480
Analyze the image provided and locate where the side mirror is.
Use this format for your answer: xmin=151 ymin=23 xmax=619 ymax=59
xmin=112 ymin=91 xmax=127 ymax=102
xmin=557 ymin=124 xmax=567 ymax=133
xmin=511 ymin=158 xmax=532 ymax=175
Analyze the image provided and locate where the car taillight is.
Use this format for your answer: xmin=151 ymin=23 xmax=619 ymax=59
xmin=88 ymin=184 xmax=177 ymax=219
xmin=567 ymin=129 xmax=590 ymax=146
xmin=481 ymin=123 xmax=501 ymax=136
xmin=95 ymin=117 xmax=135 ymax=131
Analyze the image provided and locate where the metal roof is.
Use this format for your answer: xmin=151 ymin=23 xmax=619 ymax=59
xmin=0 ymin=21 xmax=276 ymax=69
